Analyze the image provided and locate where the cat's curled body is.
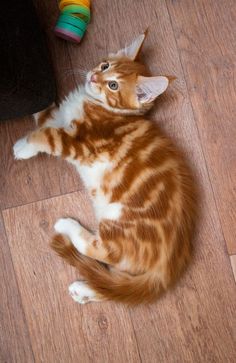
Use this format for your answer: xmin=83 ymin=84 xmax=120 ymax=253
xmin=13 ymin=33 xmax=196 ymax=304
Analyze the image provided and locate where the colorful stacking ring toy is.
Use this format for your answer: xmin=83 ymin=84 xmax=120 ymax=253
xmin=54 ymin=0 xmax=91 ymax=43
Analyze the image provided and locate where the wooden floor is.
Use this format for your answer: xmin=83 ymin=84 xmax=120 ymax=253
xmin=0 ymin=1 xmax=235 ymax=362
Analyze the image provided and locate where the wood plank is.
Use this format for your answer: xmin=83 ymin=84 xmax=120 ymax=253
xmin=0 ymin=213 xmax=34 ymax=363
xmin=3 ymin=192 xmax=141 ymax=363
xmin=166 ymin=0 xmax=236 ymax=254
xmin=72 ymin=1 xmax=236 ymax=361
xmin=0 ymin=116 xmax=80 ymax=209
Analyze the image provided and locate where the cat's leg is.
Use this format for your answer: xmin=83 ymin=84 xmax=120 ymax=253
xmin=34 ymin=104 xmax=74 ymax=129
xmin=54 ymin=218 xmax=110 ymax=265
xmin=53 ymin=218 xmax=108 ymax=304
xmin=13 ymin=127 xmax=75 ymax=160
xmin=34 ymin=103 xmax=57 ymax=127
xmin=51 ymin=230 xmax=105 ymax=304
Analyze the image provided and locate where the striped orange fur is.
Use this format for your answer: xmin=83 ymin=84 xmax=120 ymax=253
xmin=14 ymin=32 xmax=197 ymax=305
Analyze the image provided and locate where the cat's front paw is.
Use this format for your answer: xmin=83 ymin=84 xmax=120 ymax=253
xmin=13 ymin=137 xmax=38 ymax=160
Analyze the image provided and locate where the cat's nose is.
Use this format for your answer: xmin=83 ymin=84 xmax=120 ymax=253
xmin=90 ymin=73 xmax=98 ymax=83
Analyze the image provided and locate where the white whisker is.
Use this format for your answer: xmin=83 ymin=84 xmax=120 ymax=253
xmin=59 ymin=67 xmax=88 ymax=82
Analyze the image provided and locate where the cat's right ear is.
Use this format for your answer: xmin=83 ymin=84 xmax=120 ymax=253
xmin=109 ymin=31 xmax=147 ymax=61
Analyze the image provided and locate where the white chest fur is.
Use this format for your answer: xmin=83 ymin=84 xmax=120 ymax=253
xmin=48 ymin=86 xmax=87 ymax=129
xmin=78 ymin=160 xmax=112 ymax=189
xmin=74 ymin=160 xmax=123 ymax=222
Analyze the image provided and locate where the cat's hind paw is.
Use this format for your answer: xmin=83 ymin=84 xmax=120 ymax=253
xmin=69 ymin=281 xmax=98 ymax=304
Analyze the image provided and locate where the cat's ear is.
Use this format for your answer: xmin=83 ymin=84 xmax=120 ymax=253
xmin=136 ymin=76 xmax=169 ymax=104
xmin=109 ymin=32 xmax=147 ymax=61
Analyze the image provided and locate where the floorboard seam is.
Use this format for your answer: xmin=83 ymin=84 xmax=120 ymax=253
xmin=1 ymin=188 xmax=85 ymax=212
xmin=128 ymin=310 xmax=143 ymax=363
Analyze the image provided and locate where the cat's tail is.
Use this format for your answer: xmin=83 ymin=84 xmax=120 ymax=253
xmin=51 ymin=234 xmax=165 ymax=305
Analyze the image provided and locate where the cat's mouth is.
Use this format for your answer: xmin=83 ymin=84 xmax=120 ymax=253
xmin=86 ymin=71 xmax=96 ymax=84
xmin=85 ymin=72 xmax=101 ymax=99
xmin=89 ymin=73 xmax=98 ymax=83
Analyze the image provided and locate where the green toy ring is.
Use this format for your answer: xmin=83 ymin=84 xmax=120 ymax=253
xmin=57 ymin=14 xmax=87 ymax=31
xmin=61 ymin=5 xmax=90 ymax=23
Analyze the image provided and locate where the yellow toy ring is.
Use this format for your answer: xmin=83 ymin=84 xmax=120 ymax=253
xmin=59 ymin=0 xmax=90 ymax=10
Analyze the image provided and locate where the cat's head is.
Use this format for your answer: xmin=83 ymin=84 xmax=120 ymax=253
xmin=85 ymin=32 xmax=170 ymax=115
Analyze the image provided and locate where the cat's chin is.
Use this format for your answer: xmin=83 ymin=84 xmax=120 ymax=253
xmin=85 ymin=82 xmax=103 ymax=102
xmin=84 ymin=82 xmax=94 ymax=97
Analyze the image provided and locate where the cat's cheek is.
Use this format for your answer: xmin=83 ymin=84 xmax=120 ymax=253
xmin=13 ymin=137 xmax=39 ymax=160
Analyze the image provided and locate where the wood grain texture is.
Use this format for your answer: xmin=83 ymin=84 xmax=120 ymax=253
xmin=3 ymin=192 xmax=141 ymax=363
xmin=166 ymin=0 xmax=236 ymax=254
xmin=0 ymin=213 xmax=34 ymax=363
xmin=0 ymin=116 xmax=80 ymax=209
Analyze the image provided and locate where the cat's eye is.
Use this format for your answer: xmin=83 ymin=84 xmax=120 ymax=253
xmin=101 ymin=62 xmax=109 ymax=71
xmin=108 ymin=81 xmax=118 ymax=90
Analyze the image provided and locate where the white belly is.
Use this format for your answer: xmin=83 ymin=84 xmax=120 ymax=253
xmin=75 ymin=160 xmax=123 ymax=222
xmin=78 ymin=160 xmax=112 ymax=189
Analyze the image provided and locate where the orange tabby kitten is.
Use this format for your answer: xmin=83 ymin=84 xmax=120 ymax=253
xmin=13 ymin=33 xmax=196 ymax=305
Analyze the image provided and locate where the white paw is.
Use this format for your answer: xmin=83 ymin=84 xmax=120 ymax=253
xmin=13 ymin=137 xmax=38 ymax=160
xmin=54 ymin=218 xmax=81 ymax=236
xmin=69 ymin=281 xmax=97 ymax=304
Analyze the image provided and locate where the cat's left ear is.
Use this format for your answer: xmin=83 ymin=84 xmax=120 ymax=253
xmin=136 ymin=76 xmax=169 ymax=104
xmin=110 ymin=32 xmax=147 ymax=61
